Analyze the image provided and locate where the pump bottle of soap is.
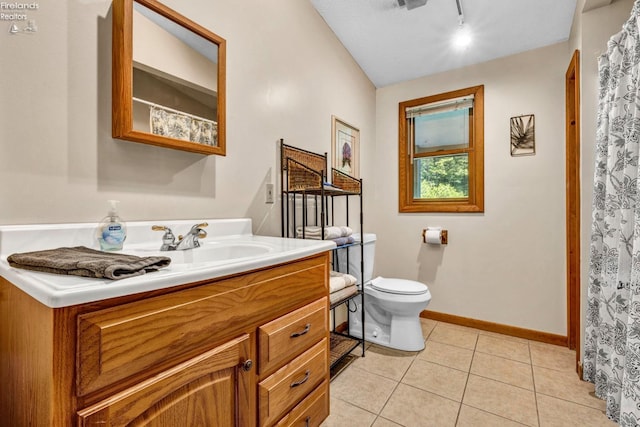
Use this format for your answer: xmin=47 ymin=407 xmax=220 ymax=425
xmin=97 ymin=200 xmax=127 ymax=251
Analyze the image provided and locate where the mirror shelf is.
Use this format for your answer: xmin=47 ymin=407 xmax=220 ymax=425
xmin=112 ymin=0 xmax=226 ymax=156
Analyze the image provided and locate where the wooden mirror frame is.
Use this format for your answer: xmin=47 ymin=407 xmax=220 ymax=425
xmin=112 ymin=0 xmax=226 ymax=155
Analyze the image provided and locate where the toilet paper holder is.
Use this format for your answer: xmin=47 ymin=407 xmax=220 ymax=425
xmin=422 ymin=228 xmax=448 ymax=245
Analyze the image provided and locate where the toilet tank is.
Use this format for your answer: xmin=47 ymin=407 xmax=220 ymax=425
xmin=337 ymin=233 xmax=376 ymax=284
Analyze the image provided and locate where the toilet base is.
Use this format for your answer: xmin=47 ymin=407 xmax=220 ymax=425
xmin=348 ymin=296 xmax=426 ymax=352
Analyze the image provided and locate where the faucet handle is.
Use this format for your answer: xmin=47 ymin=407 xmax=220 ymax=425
xmin=192 ymin=222 xmax=208 ymax=239
xmin=152 ymin=225 xmax=175 ymax=239
xmin=152 ymin=225 xmax=176 ymax=250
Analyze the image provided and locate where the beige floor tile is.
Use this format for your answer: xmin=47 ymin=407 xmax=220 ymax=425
xmin=418 ymin=340 xmax=474 ymax=372
xmin=476 ymin=335 xmax=531 ymax=363
xmin=351 ymin=341 xmax=372 ymax=355
xmin=380 ymin=383 xmax=460 ymax=427
xmin=327 ymin=320 xmax=614 ymax=427
xmin=463 ymin=375 xmax=538 ymax=427
xmin=420 ymin=318 xmax=438 ymax=339
xmin=372 ymin=417 xmax=403 ymax=427
xmin=321 ymin=397 xmax=377 ymax=427
xmin=402 ymin=359 xmax=468 ymax=401
xmin=428 ymin=324 xmax=478 ymax=350
xmin=529 ymin=342 xmax=576 ymax=373
xmin=537 ymin=394 xmax=616 ymax=427
xmin=533 ymin=366 xmax=605 ymax=411
xmin=330 ymin=366 xmax=398 ymax=414
xmin=351 ymin=344 xmax=417 ymax=381
xmin=457 ymin=404 xmax=528 ymax=426
xmin=529 ymin=341 xmax=571 ymax=350
xmin=470 ymin=352 xmax=534 ymax=390
xmin=436 ymin=322 xmax=483 ymax=334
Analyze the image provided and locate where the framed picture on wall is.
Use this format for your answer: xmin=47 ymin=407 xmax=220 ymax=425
xmin=510 ymin=114 xmax=535 ymax=156
xmin=331 ymin=115 xmax=360 ymax=178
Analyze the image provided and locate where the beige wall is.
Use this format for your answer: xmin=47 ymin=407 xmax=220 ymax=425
xmin=0 ymin=0 xmax=376 ymax=238
xmin=373 ymin=43 xmax=572 ymax=335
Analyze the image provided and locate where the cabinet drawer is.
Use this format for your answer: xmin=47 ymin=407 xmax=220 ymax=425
xmin=275 ymin=381 xmax=329 ymax=427
xmin=77 ymin=256 xmax=327 ymax=397
xmin=259 ymin=297 xmax=328 ymax=375
xmin=259 ymin=338 xmax=328 ymax=427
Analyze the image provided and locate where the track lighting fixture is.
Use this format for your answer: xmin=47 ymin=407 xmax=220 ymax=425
xmin=397 ymin=0 xmax=428 ymax=11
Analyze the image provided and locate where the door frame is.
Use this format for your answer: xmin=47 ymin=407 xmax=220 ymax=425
xmin=565 ymin=49 xmax=581 ymax=374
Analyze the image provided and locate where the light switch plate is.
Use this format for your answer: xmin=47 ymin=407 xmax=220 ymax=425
xmin=266 ymin=183 xmax=274 ymax=204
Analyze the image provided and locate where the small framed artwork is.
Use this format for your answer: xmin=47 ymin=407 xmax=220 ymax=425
xmin=510 ymin=114 xmax=535 ymax=156
xmin=331 ymin=115 xmax=360 ymax=177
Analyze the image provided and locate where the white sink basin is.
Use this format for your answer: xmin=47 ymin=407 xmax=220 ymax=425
xmin=129 ymin=241 xmax=274 ymax=264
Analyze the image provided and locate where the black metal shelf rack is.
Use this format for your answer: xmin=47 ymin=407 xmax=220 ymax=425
xmin=279 ymin=139 xmax=365 ymax=374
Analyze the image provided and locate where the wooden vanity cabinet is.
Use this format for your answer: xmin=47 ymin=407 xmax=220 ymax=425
xmin=77 ymin=334 xmax=253 ymax=426
xmin=0 ymin=252 xmax=331 ymax=427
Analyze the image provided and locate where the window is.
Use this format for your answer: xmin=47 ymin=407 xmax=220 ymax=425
xmin=399 ymin=85 xmax=484 ymax=213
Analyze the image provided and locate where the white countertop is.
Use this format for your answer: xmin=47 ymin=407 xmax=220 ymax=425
xmin=0 ymin=219 xmax=335 ymax=308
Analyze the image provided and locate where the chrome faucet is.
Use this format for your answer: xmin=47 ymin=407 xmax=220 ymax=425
xmin=152 ymin=222 xmax=208 ymax=251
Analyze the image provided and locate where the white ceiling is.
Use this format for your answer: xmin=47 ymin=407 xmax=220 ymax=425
xmin=310 ymin=0 xmax=578 ymax=88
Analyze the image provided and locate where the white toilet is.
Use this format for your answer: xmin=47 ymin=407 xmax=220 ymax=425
xmin=338 ymin=234 xmax=432 ymax=351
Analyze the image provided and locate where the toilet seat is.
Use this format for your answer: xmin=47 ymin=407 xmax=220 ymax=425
xmin=370 ymin=276 xmax=428 ymax=295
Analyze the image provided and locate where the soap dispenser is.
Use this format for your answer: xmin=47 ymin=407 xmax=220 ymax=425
xmin=97 ymin=200 xmax=127 ymax=251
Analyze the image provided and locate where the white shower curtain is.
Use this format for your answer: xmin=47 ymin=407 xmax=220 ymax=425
xmin=584 ymin=1 xmax=640 ymax=425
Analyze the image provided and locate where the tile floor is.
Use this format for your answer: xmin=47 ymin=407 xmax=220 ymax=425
xmin=321 ymin=319 xmax=616 ymax=427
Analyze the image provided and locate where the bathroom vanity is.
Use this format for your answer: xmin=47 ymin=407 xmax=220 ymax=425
xmin=0 ymin=219 xmax=334 ymax=426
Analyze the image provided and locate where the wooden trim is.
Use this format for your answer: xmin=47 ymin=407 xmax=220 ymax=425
xmin=421 ymin=310 xmax=568 ymax=347
xmin=112 ymin=0 xmax=226 ymax=156
xmin=566 ymin=49 xmax=581 ymax=372
xmin=398 ymin=85 xmax=484 ymax=213
xmin=413 ymin=147 xmax=470 ymax=159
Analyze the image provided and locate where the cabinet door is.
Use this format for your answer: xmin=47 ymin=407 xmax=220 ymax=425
xmin=77 ymin=334 xmax=255 ymax=427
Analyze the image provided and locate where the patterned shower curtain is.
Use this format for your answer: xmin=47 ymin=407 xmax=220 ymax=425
xmin=149 ymin=105 xmax=217 ymax=146
xmin=584 ymin=1 xmax=640 ymax=425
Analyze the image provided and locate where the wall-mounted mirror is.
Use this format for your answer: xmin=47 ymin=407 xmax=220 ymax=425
xmin=113 ymin=0 xmax=226 ymax=155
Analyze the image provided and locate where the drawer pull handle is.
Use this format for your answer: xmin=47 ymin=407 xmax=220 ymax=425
xmin=290 ymin=370 xmax=310 ymax=388
xmin=305 ymin=416 xmax=311 ymax=427
xmin=242 ymin=359 xmax=253 ymax=372
xmin=290 ymin=323 xmax=311 ymax=338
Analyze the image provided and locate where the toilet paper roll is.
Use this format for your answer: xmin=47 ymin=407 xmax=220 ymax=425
xmin=425 ymin=228 xmax=442 ymax=245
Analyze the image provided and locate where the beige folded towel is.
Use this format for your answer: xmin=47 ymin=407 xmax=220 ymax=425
xmin=329 ymin=270 xmax=358 ymax=293
xmin=7 ymin=246 xmax=171 ymax=280
xmin=296 ymin=225 xmax=353 ymax=240
xmin=330 ymin=285 xmax=358 ymax=305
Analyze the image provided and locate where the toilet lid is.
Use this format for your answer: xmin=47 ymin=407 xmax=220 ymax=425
xmin=370 ymin=276 xmax=428 ymax=295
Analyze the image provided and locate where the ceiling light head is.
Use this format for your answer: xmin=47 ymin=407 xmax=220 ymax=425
xmin=397 ymin=0 xmax=428 ymax=10
xmin=453 ymin=26 xmax=472 ymax=50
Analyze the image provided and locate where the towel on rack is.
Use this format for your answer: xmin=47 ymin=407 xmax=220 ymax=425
xmin=330 ymin=285 xmax=359 ymax=305
xmin=296 ymin=225 xmax=352 ymax=240
xmin=331 ymin=236 xmax=355 ymax=246
xmin=7 ymin=246 xmax=172 ymax=280
xmin=330 ymin=270 xmax=358 ymax=293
